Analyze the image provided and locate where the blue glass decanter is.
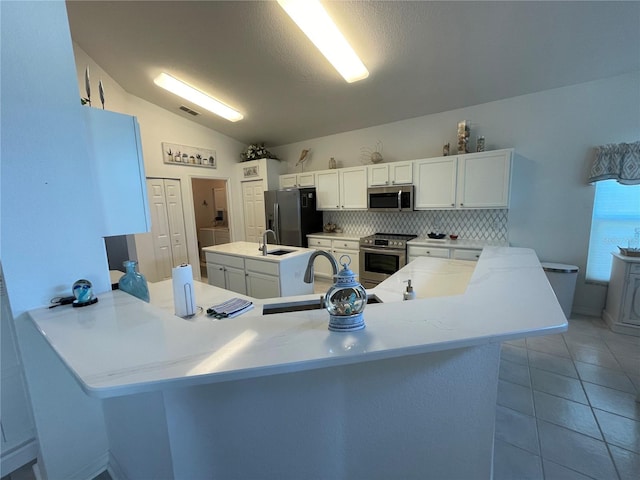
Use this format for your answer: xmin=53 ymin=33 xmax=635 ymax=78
xmin=118 ymin=260 xmax=150 ymax=302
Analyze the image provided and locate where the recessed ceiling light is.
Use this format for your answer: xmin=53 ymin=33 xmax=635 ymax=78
xmin=277 ymin=0 xmax=369 ymax=83
xmin=153 ymin=73 xmax=243 ymax=122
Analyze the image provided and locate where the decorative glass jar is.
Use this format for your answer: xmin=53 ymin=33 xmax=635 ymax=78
xmin=324 ymin=255 xmax=367 ymax=332
xmin=118 ymin=260 xmax=150 ymax=302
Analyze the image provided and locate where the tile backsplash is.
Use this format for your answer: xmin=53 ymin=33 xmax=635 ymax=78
xmin=322 ymin=209 xmax=509 ymax=241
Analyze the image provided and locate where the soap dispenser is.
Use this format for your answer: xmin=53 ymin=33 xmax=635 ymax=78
xmin=403 ymin=280 xmax=416 ymax=301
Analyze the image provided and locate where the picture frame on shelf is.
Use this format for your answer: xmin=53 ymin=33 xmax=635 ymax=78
xmin=162 ymin=142 xmax=216 ymax=169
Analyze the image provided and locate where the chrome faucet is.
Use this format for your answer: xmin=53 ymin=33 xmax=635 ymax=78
xmin=304 ymin=250 xmax=340 ymax=283
xmin=259 ymin=229 xmax=278 ymax=256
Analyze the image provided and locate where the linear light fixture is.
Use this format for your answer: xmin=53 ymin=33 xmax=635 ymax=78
xmin=277 ymin=0 xmax=369 ymax=83
xmin=153 ymin=73 xmax=243 ymax=122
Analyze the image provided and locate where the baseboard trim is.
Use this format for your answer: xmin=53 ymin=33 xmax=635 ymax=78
xmin=0 ymin=439 xmax=37 ymax=477
xmin=571 ymin=306 xmax=602 ymax=318
xmin=603 ymin=310 xmax=640 ymax=337
xmin=107 ymin=451 xmax=127 ymax=480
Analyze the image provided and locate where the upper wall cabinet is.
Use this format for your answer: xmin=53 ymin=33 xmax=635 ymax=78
xmin=279 ymin=172 xmax=315 ymax=189
xmin=414 ymin=149 xmax=512 ymax=209
xmin=316 ymin=166 xmax=367 ymax=210
xmin=456 ymin=150 xmax=512 ymax=208
xmin=368 ymin=161 xmax=413 ymax=187
xmin=83 ymin=109 xmax=150 ymax=236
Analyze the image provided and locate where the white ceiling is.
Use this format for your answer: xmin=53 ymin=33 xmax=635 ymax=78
xmin=65 ymin=1 xmax=640 ymax=147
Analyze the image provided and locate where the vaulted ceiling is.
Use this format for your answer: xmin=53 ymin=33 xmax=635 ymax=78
xmin=66 ymin=1 xmax=640 ymax=147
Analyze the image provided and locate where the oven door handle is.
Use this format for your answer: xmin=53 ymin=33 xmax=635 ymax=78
xmin=398 ymin=189 xmax=402 ymax=211
xmin=360 ymin=246 xmax=401 ymax=255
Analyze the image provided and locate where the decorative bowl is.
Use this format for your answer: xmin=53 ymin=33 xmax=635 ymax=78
xmin=427 ymin=232 xmax=446 ymax=239
xmin=449 ymin=234 xmax=459 ymax=240
xmin=619 ymin=247 xmax=640 ymax=257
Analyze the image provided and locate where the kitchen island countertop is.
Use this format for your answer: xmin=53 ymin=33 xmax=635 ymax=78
xmin=202 ymin=240 xmax=315 ymax=262
xmin=26 ymin=247 xmax=566 ymax=399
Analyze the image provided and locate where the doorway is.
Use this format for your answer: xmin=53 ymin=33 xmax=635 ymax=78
xmin=191 ymin=178 xmax=230 ymax=279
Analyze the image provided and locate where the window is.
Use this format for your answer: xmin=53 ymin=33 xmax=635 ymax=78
xmin=586 ymin=180 xmax=640 ymax=283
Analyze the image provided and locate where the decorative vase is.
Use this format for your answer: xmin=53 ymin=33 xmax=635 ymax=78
xmin=324 ymin=255 xmax=367 ymax=332
xmin=118 ymin=260 xmax=150 ymax=302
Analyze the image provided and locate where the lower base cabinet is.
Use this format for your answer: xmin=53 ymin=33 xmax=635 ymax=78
xmin=603 ymin=255 xmax=640 ymax=335
xmin=307 ymin=236 xmax=360 ymax=279
xmin=408 ymin=245 xmax=482 ymax=264
xmin=205 ymin=251 xmax=313 ymax=299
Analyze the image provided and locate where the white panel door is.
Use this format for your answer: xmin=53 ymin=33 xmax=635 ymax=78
xmin=242 ymin=180 xmax=265 ymax=243
xmin=163 ymin=179 xmax=188 ymax=266
xmin=147 ymin=179 xmax=173 ymax=280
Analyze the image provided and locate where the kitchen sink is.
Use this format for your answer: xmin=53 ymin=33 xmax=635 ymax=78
xmin=262 ymin=295 xmax=382 ymax=315
xmin=266 ymin=249 xmax=294 ymax=256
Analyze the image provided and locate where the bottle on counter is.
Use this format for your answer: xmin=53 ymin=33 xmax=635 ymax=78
xmin=403 ymin=280 xmax=416 ymax=301
xmin=119 ymin=260 xmax=150 ymax=302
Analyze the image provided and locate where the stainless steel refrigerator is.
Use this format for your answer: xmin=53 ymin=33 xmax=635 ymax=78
xmin=264 ymin=188 xmax=323 ymax=248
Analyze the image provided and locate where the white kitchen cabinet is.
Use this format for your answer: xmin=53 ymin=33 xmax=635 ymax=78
xmin=414 ymin=157 xmax=457 ymax=209
xmin=414 ymin=149 xmax=512 ymax=210
xmin=307 ymin=235 xmax=360 ymax=279
xmin=452 ymin=249 xmax=482 ymax=261
xmin=245 ymin=259 xmax=281 ymax=298
xmin=279 ymin=172 xmax=315 ymax=189
xmin=206 ymin=253 xmax=247 ymax=294
xmin=204 ymin=247 xmax=313 ymax=298
xmin=315 ymin=167 xmax=367 ymax=210
xmin=603 ymin=255 xmax=640 ymax=335
xmin=83 ymin=108 xmax=150 ymax=236
xmin=407 ymin=245 xmax=450 ymax=264
xmin=368 ymin=161 xmax=413 ymax=186
xmin=456 ymin=150 xmax=512 ymax=208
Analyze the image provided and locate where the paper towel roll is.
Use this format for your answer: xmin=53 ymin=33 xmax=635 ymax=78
xmin=172 ymin=264 xmax=196 ymax=317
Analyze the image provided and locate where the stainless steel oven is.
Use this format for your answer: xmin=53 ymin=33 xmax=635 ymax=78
xmin=359 ymin=233 xmax=417 ymax=288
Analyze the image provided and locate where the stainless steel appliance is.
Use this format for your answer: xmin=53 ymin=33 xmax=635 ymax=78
xmin=264 ymin=188 xmax=323 ymax=248
xmin=367 ymin=185 xmax=414 ymax=212
xmin=359 ymin=233 xmax=417 ymax=288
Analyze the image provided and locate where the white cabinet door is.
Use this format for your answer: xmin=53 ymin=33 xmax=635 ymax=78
xmin=279 ymin=174 xmax=297 ymax=189
xmin=242 ymin=180 xmax=266 ymax=243
xmin=225 ymin=266 xmax=248 ymax=295
xmin=414 ymin=157 xmax=457 ymax=209
xmin=452 ymin=249 xmax=482 ymax=261
xmin=164 ymin=179 xmax=188 ymax=266
xmin=390 ymin=161 xmax=413 ymax=185
xmin=83 ymin=109 xmax=150 ymax=236
xmin=297 ymin=172 xmax=315 ymax=187
xmin=368 ymin=164 xmax=390 ymax=186
xmin=456 ymin=150 xmax=511 ymax=208
xmin=316 ymin=171 xmax=340 ymax=210
xmin=206 ymin=263 xmax=226 ymax=289
xmin=340 ymin=167 xmax=367 ymax=209
xmin=333 ymin=248 xmax=360 ymax=277
xmin=246 ymin=271 xmax=280 ymax=299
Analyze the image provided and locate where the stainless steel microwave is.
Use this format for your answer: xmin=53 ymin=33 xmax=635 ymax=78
xmin=367 ymin=185 xmax=414 ymax=212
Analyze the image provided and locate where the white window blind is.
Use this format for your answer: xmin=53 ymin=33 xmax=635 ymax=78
xmin=586 ymin=180 xmax=640 ymax=283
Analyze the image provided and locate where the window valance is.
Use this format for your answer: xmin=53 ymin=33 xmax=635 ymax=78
xmin=588 ymin=141 xmax=640 ymax=185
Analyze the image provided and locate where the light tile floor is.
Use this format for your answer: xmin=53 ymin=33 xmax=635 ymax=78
xmin=495 ymin=314 xmax=640 ymax=480
xmin=3 ymin=313 xmax=638 ymax=480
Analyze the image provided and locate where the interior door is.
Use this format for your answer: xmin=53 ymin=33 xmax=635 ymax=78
xmin=164 ymin=179 xmax=188 ymax=266
xmin=147 ymin=179 xmax=173 ymax=279
xmin=242 ymin=180 xmax=265 ymax=243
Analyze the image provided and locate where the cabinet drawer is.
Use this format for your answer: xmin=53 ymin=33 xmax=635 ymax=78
xmin=205 ymin=252 xmax=245 ymax=269
xmin=308 ymin=237 xmax=332 ymax=248
xmin=631 ymin=264 xmax=640 ymax=275
xmin=332 ymin=239 xmax=359 ymax=250
xmin=452 ymin=249 xmax=482 ymax=261
xmin=245 ymin=258 xmax=280 ymax=276
xmin=407 ymin=246 xmax=450 ymax=258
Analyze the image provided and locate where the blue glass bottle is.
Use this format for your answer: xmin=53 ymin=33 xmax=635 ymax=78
xmin=118 ymin=260 xmax=150 ymax=302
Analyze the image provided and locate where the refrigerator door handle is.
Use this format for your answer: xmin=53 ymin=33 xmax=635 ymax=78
xmin=274 ymin=203 xmax=280 ymax=244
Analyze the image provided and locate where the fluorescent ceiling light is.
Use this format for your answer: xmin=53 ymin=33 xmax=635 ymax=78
xmin=153 ymin=73 xmax=243 ymax=122
xmin=277 ymin=0 xmax=369 ymax=83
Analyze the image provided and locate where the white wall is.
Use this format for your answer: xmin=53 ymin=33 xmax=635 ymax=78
xmin=272 ymin=72 xmax=640 ymax=316
xmin=72 ymin=45 xmax=246 ymax=281
xmin=1 ymin=1 xmax=109 ymax=477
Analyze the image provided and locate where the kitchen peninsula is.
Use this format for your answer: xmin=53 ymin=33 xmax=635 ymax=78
xmin=26 ymin=247 xmax=566 ymax=479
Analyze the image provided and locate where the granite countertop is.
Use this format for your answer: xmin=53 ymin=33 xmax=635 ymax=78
xmin=26 ymin=247 xmax=566 ymax=399
xmin=202 ymin=241 xmax=315 ymax=262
